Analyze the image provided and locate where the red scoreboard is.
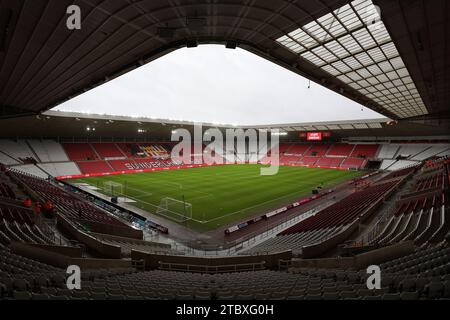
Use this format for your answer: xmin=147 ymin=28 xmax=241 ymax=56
xmin=307 ymin=132 xmax=322 ymax=141
xmin=300 ymin=132 xmax=331 ymax=141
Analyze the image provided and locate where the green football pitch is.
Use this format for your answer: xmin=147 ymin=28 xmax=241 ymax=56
xmin=68 ymin=165 xmax=363 ymax=231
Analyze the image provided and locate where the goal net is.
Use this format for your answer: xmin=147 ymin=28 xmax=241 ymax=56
xmin=156 ymin=197 xmax=192 ymax=223
xmin=102 ymin=181 xmax=124 ymax=197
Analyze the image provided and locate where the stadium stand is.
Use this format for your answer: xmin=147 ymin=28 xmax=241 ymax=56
xmin=76 ymin=161 xmax=113 ymax=174
xmin=8 ymin=170 xmax=129 ymax=228
xmin=286 ymin=144 xmax=310 ymax=155
xmin=279 ymin=155 xmax=301 ymax=165
xmin=116 ymin=143 xmax=140 ymax=158
xmin=242 ymin=175 xmax=405 ymax=256
xmin=0 ymin=156 xmax=448 ymax=301
xmin=300 ymin=157 xmax=320 ymax=166
xmin=326 ymin=144 xmax=354 ymax=157
xmin=107 ymin=160 xmax=135 ymax=171
xmin=37 ymin=162 xmax=81 ymax=177
xmin=396 ymin=144 xmax=431 ymax=159
xmin=316 ymin=157 xmax=344 ymax=168
xmin=412 ymin=145 xmax=450 ymax=161
xmin=242 ymin=227 xmax=343 ymax=256
xmin=92 ymin=233 xmax=182 ymax=257
xmin=380 ymin=159 xmax=397 ymax=170
xmin=388 ymin=160 xmax=421 ymax=171
xmin=0 ymin=140 xmax=38 ymax=163
xmin=370 ymin=157 xmax=449 ymax=247
xmin=340 ymin=158 xmax=366 ymax=170
xmin=350 ymin=144 xmax=380 ymax=158
xmin=27 ymin=140 xmax=69 ymax=163
xmin=11 ymin=165 xmax=48 ymax=179
xmin=278 ymin=143 xmax=292 ymax=154
xmin=305 ymin=144 xmax=330 ymax=157
xmin=378 ymin=145 xmax=400 ymax=159
xmin=280 ymin=180 xmax=399 ymax=235
xmin=0 ymin=183 xmax=16 ymax=200
xmin=0 ymin=151 xmax=20 ymax=165
xmin=91 ymin=143 xmax=126 ymax=159
xmin=1 ymin=141 xmax=447 ymax=178
xmin=2 ymin=241 xmax=449 ymax=300
xmin=63 ymin=143 xmax=98 ymax=161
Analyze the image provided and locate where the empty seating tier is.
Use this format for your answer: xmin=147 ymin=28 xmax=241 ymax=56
xmin=350 ymin=144 xmax=380 ymax=158
xmin=341 ymin=158 xmax=366 ymax=170
xmin=91 ymin=143 xmax=125 ymax=159
xmin=63 ymin=143 xmax=98 ymax=161
xmin=9 ymin=170 xmax=128 ymax=228
xmin=280 ymin=180 xmax=398 ymax=235
xmin=76 ymin=161 xmax=112 ymax=174
xmin=305 ymin=145 xmax=330 ymax=157
xmin=327 ymin=144 xmax=354 ymax=157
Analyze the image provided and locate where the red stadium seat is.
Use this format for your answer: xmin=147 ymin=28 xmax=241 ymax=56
xmin=76 ymin=161 xmax=113 ymax=174
xmin=91 ymin=143 xmax=125 ymax=159
xmin=327 ymin=144 xmax=354 ymax=157
xmin=350 ymin=144 xmax=380 ymax=158
xmin=63 ymin=143 xmax=98 ymax=161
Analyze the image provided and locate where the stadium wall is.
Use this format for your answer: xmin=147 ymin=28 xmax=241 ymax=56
xmin=56 ymin=213 xmax=122 ymax=259
xmin=75 ymin=218 xmax=143 ymax=240
xmin=10 ymin=242 xmax=132 ymax=269
xmin=291 ymin=241 xmax=415 ymax=270
xmin=131 ymin=249 xmax=292 ymax=270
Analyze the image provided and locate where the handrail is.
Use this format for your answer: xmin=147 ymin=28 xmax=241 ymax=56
xmin=158 ymin=260 xmax=266 ymax=273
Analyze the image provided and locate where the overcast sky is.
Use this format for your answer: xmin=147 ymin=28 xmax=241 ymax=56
xmin=53 ymin=45 xmax=383 ymax=126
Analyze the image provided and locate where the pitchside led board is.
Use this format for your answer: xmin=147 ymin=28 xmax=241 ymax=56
xmin=300 ymin=132 xmax=331 ymax=141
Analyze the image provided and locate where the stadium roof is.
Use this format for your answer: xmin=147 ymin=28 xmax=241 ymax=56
xmin=0 ymin=0 xmax=448 ymax=121
xmin=0 ymin=111 xmax=448 ymax=139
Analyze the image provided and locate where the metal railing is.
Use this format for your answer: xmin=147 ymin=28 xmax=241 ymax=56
xmin=158 ymin=261 xmax=266 ymax=273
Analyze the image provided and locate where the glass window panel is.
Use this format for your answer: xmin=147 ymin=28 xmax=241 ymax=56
xmin=359 ymin=80 xmax=370 ymax=87
xmin=352 ymin=28 xmax=376 ymax=48
xmin=301 ymin=52 xmax=324 ymax=66
xmin=367 ymin=77 xmax=379 ymax=85
xmin=376 ymin=74 xmax=389 ymax=83
xmin=322 ymin=65 xmax=341 ymax=75
xmin=331 ymin=61 xmax=352 ymax=73
xmin=348 ymin=83 xmax=361 ymax=89
xmin=347 ymin=71 xmax=362 ymax=81
xmin=370 ymin=25 xmax=391 ymax=44
xmin=354 ymin=52 xmax=372 ymax=64
xmin=339 ymin=34 xmax=363 ymax=54
xmin=367 ymin=64 xmax=383 ymax=75
xmin=396 ymin=68 xmax=409 ymax=78
xmin=337 ymin=75 xmax=352 ymax=83
xmin=356 ymin=68 xmax=371 ymax=78
xmin=366 ymin=47 xmax=385 ymax=62
xmin=378 ymin=61 xmax=394 ymax=73
xmin=342 ymin=56 xmax=363 ymax=69
xmin=390 ymin=56 xmax=405 ymax=68
xmin=380 ymin=42 xmax=398 ymax=58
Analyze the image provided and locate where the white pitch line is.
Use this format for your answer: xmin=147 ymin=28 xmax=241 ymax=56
xmin=199 ymin=188 xmax=309 ymax=224
xmin=188 ymin=193 xmax=214 ymax=201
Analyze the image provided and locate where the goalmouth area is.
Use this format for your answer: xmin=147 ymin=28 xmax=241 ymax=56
xmin=67 ymin=164 xmax=363 ymax=232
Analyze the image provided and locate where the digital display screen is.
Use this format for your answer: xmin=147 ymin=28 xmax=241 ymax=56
xmin=307 ymin=132 xmax=323 ymax=141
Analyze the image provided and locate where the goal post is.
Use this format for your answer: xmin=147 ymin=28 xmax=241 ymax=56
xmin=102 ymin=181 xmax=124 ymax=197
xmin=156 ymin=197 xmax=192 ymax=222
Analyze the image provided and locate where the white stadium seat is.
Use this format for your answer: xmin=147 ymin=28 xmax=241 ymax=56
xmin=37 ymin=162 xmax=81 ymax=177
xmin=27 ymin=140 xmax=69 ymax=162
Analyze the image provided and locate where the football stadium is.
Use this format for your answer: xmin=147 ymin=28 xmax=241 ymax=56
xmin=0 ymin=0 xmax=449 ymax=310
